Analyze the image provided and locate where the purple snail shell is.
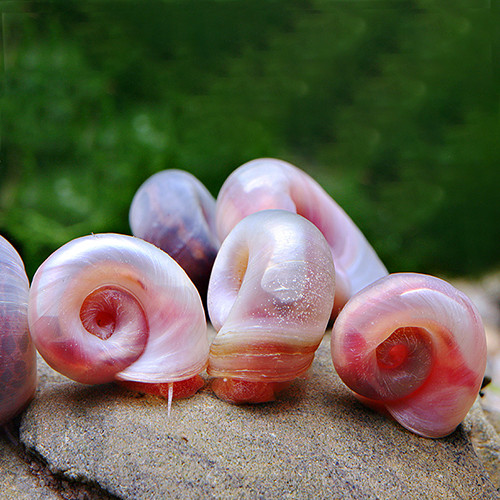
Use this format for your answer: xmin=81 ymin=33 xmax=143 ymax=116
xmin=28 ymin=233 xmax=209 ymax=401
xmin=129 ymin=169 xmax=219 ymax=298
xmin=331 ymin=273 xmax=487 ymax=438
xmin=207 ymin=209 xmax=335 ymax=404
xmin=0 ymin=235 xmax=37 ymax=425
xmin=215 ymin=158 xmax=388 ymax=315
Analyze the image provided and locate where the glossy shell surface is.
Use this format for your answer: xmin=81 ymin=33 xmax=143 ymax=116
xmin=331 ymin=272 xmax=487 ymax=438
xmin=207 ymin=210 xmax=335 ymax=402
xmin=216 ymin=158 xmax=388 ymax=312
xmin=129 ymin=169 xmax=219 ymax=297
xmin=28 ymin=233 xmax=209 ymax=386
xmin=0 ymin=236 xmax=36 ymax=425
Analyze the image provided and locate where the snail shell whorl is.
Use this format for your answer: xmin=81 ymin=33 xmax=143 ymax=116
xmin=0 ymin=236 xmax=36 ymax=425
xmin=207 ymin=210 xmax=335 ymax=402
xmin=215 ymin=158 xmax=388 ymax=313
xmin=28 ymin=233 xmax=209 ymax=386
xmin=129 ymin=169 xmax=219 ymax=297
xmin=331 ymin=273 xmax=487 ymax=438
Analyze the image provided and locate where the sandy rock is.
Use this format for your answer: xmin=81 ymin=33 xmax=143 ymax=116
xmin=0 ymin=430 xmax=59 ymax=500
xmin=465 ymin=399 xmax=500 ymax=490
xmin=6 ymin=333 xmax=497 ymax=499
xmin=452 ymin=274 xmax=500 ymax=423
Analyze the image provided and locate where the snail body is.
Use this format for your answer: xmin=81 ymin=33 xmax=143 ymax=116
xmin=215 ymin=158 xmax=388 ymax=313
xmin=331 ymin=273 xmax=487 ymax=438
xmin=207 ymin=210 xmax=335 ymax=404
xmin=28 ymin=233 xmax=209 ymax=401
xmin=0 ymin=236 xmax=37 ymax=425
xmin=129 ymin=169 xmax=219 ymax=298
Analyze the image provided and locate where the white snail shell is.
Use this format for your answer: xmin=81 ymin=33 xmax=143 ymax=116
xmin=129 ymin=169 xmax=219 ymax=298
xmin=331 ymin=273 xmax=487 ymax=438
xmin=28 ymin=234 xmax=209 ymax=393
xmin=0 ymin=235 xmax=37 ymax=425
xmin=207 ymin=210 xmax=335 ymax=404
xmin=215 ymin=158 xmax=388 ymax=314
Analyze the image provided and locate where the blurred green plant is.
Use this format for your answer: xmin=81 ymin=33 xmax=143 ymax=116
xmin=0 ymin=0 xmax=498 ymax=279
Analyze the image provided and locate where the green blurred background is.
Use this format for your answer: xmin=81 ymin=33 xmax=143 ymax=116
xmin=1 ymin=0 xmax=499 ymax=280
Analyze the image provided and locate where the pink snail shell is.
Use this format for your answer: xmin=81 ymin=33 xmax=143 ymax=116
xmin=215 ymin=158 xmax=388 ymax=314
xmin=0 ymin=235 xmax=37 ymax=425
xmin=129 ymin=169 xmax=219 ymax=298
xmin=28 ymin=233 xmax=209 ymax=400
xmin=207 ymin=210 xmax=335 ymax=404
xmin=331 ymin=273 xmax=487 ymax=438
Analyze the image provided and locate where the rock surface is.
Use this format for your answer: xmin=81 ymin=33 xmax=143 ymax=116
xmin=452 ymin=273 xmax=500 ymax=433
xmin=0 ymin=428 xmax=59 ymax=499
xmin=465 ymin=400 xmax=500 ymax=491
xmin=2 ymin=329 xmax=499 ymax=499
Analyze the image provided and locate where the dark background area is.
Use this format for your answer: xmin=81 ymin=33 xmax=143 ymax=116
xmin=1 ymin=0 xmax=499 ymax=279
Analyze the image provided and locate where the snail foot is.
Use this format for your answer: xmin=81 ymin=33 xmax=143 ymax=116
xmin=118 ymin=375 xmax=205 ymax=400
xmin=211 ymin=377 xmax=292 ymax=404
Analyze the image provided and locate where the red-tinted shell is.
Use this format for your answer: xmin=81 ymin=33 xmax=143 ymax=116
xmin=0 ymin=236 xmax=37 ymax=425
xmin=331 ymin=273 xmax=487 ymax=438
xmin=216 ymin=158 xmax=387 ymax=314
xmin=207 ymin=210 xmax=335 ymax=403
xmin=28 ymin=234 xmax=209 ymax=396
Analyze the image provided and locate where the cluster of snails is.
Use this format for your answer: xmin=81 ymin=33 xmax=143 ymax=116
xmin=1 ymin=158 xmax=487 ymax=439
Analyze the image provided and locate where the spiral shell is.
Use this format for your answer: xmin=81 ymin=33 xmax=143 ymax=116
xmin=28 ymin=233 xmax=209 ymax=398
xmin=215 ymin=158 xmax=388 ymax=313
xmin=207 ymin=210 xmax=335 ymax=403
xmin=129 ymin=169 xmax=219 ymax=298
xmin=331 ymin=273 xmax=487 ymax=438
xmin=0 ymin=236 xmax=37 ymax=425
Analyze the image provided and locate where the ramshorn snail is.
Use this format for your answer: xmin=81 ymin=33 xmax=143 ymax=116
xmin=331 ymin=273 xmax=487 ymax=438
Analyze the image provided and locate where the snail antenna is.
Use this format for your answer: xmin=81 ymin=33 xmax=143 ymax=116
xmin=167 ymin=382 xmax=173 ymax=417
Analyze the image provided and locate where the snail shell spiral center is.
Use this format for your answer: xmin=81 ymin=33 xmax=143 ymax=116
xmin=375 ymin=326 xmax=433 ymax=400
xmin=80 ymin=285 xmax=148 ymax=343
